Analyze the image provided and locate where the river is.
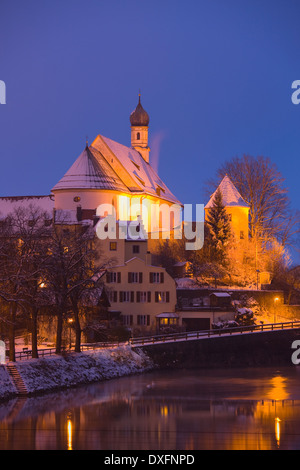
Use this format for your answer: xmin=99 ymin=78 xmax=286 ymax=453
xmin=1 ymin=366 xmax=300 ymax=450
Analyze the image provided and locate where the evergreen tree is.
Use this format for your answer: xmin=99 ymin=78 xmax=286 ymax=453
xmin=206 ymin=188 xmax=231 ymax=263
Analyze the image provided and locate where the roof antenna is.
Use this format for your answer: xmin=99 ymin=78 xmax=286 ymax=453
xmin=138 ymin=89 xmax=141 ymax=103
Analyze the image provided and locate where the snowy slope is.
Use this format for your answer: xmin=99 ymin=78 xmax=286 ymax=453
xmin=0 ymin=346 xmax=154 ymax=399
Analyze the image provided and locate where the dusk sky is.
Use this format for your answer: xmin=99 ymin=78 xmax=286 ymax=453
xmin=0 ymin=0 xmax=299 ymax=260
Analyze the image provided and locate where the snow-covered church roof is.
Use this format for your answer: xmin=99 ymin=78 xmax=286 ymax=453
xmin=51 ymin=145 xmax=127 ymax=192
xmin=205 ymin=175 xmax=249 ymax=209
xmin=52 ymin=134 xmax=181 ymax=205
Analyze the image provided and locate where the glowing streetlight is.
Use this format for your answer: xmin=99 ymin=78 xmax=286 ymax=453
xmin=68 ymin=318 xmax=74 ymax=349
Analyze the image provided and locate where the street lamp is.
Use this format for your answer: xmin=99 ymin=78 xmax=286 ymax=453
xmin=274 ymin=297 xmax=279 ymax=324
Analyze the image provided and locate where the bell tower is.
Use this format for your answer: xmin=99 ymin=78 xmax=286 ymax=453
xmin=130 ymin=94 xmax=150 ymax=163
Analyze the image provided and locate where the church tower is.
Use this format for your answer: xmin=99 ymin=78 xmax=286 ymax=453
xmin=205 ymin=175 xmax=250 ymax=243
xmin=130 ymin=94 xmax=150 ymax=163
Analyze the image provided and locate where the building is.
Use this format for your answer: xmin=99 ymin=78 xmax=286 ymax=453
xmin=106 ymin=256 xmax=177 ymax=334
xmin=51 ymin=94 xmax=182 ymax=237
xmin=205 ymin=175 xmax=250 ymax=242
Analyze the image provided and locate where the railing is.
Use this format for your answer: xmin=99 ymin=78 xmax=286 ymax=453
xmin=129 ymin=320 xmax=300 ymax=346
xmin=7 ymin=320 xmax=300 ymax=360
xmin=8 ymin=341 xmax=125 ymax=361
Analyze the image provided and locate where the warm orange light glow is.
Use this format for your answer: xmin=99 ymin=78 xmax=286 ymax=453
xmin=67 ymin=418 xmax=72 ymax=450
xmin=275 ymin=417 xmax=281 ymax=447
xmin=267 ymin=376 xmax=289 ymax=401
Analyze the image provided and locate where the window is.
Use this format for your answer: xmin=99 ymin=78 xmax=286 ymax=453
xmin=136 ymin=132 xmax=140 ymax=140
xmin=155 ymin=291 xmax=170 ymax=303
xmin=128 ymin=272 xmax=143 ymax=283
xmin=109 ymin=291 xmax=117 ymax=303
xmin=119 ymin=291 xmax=134 ymax=303
xmin=150 ymin=272 xmax=164 ymax=283
xmin=240 ymin=231 xmax=244 ymax=239
xmin=122 ymin=315 xmax=133 ymax=326
xmin=110 ymin=242 xmax=117 ymax=251
xmin=136 ymin=291 xmax=151 ymax=303
xmin=159 ymin=317 xmax=178 ymax=327
xmin=133 ymin=245 xmax=140 ymax=254
xmin=106 ymin=272 xmax=121 ymax=283
xmin=137 ymin=315 xmax=150 ymax=326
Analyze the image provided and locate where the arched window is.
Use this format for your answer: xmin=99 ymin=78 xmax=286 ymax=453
xmin=136 ymin=132 xmax=140 ymax=140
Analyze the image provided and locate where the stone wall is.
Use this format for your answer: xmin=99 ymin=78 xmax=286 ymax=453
xmin=138 ymin=328 xmax=300 ymax=369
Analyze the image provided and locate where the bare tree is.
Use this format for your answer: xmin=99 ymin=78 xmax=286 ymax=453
xmin=0 ymin=205 xmax=51 ymax=360
xmin=207 ymin=155 xmax=299 ymax=247
xmin=44 ymin=223 xmax=107 ymax=353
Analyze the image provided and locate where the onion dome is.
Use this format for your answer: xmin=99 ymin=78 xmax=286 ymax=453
xmin=130 ymin=94 xmax=149 ymax=127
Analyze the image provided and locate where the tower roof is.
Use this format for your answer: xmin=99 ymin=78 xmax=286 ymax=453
xmin=205 ymin=175 xmax=249 ymax=209
xmin=130 ymin=94 xmax=149 ymax=127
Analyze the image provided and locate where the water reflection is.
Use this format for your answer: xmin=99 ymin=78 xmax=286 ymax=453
xmin=1 ymin=367 xmax=300 ymax=450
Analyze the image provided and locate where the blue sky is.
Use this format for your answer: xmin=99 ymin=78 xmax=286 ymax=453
xmin=0 ymin=0 xmax=299 ymax=260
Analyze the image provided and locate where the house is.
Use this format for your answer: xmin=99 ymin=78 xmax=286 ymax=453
xmin=176 ymin=288 xmax=235 ymax=331
xmin=105 ymin=256 xmax=177 ymax=334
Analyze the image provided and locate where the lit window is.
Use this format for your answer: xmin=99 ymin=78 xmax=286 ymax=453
xmin=155 ymin=291 xmax=170 ymax=303
xmin=240 ymin=231 xmax=244 ymax=239
xmin=110 ymin=242 xmax=117 ymax=251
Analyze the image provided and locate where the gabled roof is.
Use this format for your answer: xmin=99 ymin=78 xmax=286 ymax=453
xmin=92 ymin=134 xmax=181 ymax=204
xmin=51 ymin=145 xmax=127 ymax=192
xmin=205 ymin=175 xmax=249 ymax=209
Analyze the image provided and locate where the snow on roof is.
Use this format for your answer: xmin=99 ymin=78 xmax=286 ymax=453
xmin=51 ymin=146 xmax=127 ymax=192
xmin=210 ymin=292 xmax=231 ymax=297
xmin=91 ymin=134 xmax=181 ymax=205
xmin=156 ymin=312 xmax=179 ymax=318
xmin=205 ymin=175 xmax=249 ymax=209
xmin=0 ymin=195 xmax=54 ymax=219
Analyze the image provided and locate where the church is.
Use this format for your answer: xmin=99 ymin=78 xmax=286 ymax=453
xmin=0 ymin=95 xmax=181 ymax=232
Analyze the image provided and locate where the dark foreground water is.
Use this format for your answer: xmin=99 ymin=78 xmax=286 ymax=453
xmin=1 ymin=366 xmax=300 ymax=450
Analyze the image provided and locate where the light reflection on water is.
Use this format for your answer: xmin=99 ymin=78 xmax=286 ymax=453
xmin=1 ymin=366 xmax=300 ymax=450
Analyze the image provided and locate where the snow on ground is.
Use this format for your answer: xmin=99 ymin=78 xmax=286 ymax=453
xmin=0 ymin=365 xmax=17 ymax=399
xmin=0 ymin=346 xmax=154 ymax=400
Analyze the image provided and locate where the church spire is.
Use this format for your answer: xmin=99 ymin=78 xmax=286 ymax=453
xmin=130 ymin=93 xmax=150 ymax=163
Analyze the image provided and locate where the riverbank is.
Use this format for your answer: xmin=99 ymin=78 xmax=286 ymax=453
xmin=0 ymin=345 xmax=155 ymax=401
